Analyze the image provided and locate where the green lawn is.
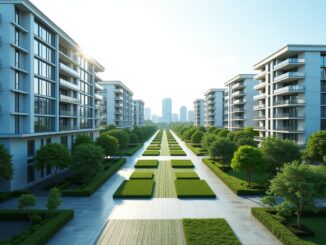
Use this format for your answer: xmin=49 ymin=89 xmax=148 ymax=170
xmin=146 ymin=146 xmax=161 ymax=150
xmin=135 ymin=160 xmax=158 ymax=168
xmin=170 ymin=150 xmax=186 ymax=156
xmin=175 ymin=180 xmax=216 ymax=198
xmin=130 ymin=171 xmax=154 ymax=179
xmin=171 ymin=159 xmax=194 ymax=168
xmin=113 ymin=180 xmax=155 ymax=198
xmin=182 ymin=219 xmax=240 ymax=245
xmin=175 ymin=171 xmax=199 ymax=179
xmin=143 ymin=150 xmax=160 ymax=156
xmin=203 ymin=158 xmax=268 ymax=195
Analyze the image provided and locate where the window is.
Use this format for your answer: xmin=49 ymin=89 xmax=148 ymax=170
xmin=27 ymin=160 xmax=35 ymax=183
xmin=15 ymin=115 xmax=21 ymax=133
xmin=34 ymin=58 xmax=55 ymax=80
xmin=34 ymin=96 xmax=55 ymax=115
xmin=60 ymin=136 xmax=68 ymax=147
xmin=34 ymin=116 xmax=55 ymax=132
xmin=15 ymin=8 xmax=20 ymax=25
xmin=15 ymin=93 xmax=21 ymax=112
xmin=321 ymin=119 xmax=326 ymax=130
xmin=34 ymin=39 xmax=55 ymax=63
xmin=34 ymin=21 xmax=55 ymax=47
xmin=15 ymin=29 xmax=20 ymax=46
xmin=34 ymin=78 xmax=55 ymax=97
xmin=46 ymin=138 xmax=51 ymax=144
xmin=27 ymin=140 xmax=35 ymax=157
xmin=15 ymin=50 xmax=20 ymax=68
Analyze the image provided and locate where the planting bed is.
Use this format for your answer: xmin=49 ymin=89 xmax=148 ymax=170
xmin=130 ymin=171 xmax=154 ymax=179
xmin=135 ymin=160 xmax=158 ymax=168
xmin=171 ymin=160 xmax=194 ymax=168
xmin=175 ymin=180 xmax=216 ymax=198
xmin=113 ymin=180 xmax=155 ymax=198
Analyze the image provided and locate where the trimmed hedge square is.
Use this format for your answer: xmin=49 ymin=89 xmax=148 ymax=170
xmin=170 ymin=150 xmax=186 ymax=156
xmin=135 ymin=160 xmax=159 ymax=168
xmin=130 ymin=171 xmax=154 ymax=179
xmin=143 ymin=150 xmax=160 ymax=156
xmin=175 ymin=171 xmax=199 ymax=179
xmin=113 ymin=180 xmax=154 ymax=198
xmin=175 ymin=180 xmax=216 ymax=198
xmin=171 ymin=160 xmax=194 ymax=168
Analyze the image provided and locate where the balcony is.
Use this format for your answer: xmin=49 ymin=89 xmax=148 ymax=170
xmin=273 ymin=113 xmax=305 ymax=119
xmin=233 ymin=99 xmax=246 ymax=105
xmin=60 ymin=110 xmax=77 ymax=117
xmin=254 ymin=126 xmax=266 ymax=131
xmin=115 ymin=88 xmax=123 ymax=94
xmin=254 ymin=71 xmax=266 ymax=80
xmin=60 ymin=79 xmax=79 ymax=91
xmin=253 ymin=82 xmax=266 ymax=90
xmin=274 ymin=72 xmax=305 ymax=83
xmin=253 ymin=115 xmax=266 ymax=120
xmin=231 ymin=91 xmax=245 ymax=98
xmin=274 ymin=58 xmax=305 ymax=71
xmin=273 ymin=99 xmax=305 ymax=107
xmin=95 ymin=93 xmax=103 ymax=100
xmin=60 ymin=125 xmax=79 ymax=131
xmin=115 ymin=95 xmax=123 ymax=101
xmin=225 ymin=96 xmax=229 ymax=101
xmin=115 ymin=102 xmax=123 ymax=108
xmin=95 ymin=104 xmax=104 ymax=110
xmin=232 ymin=108 xmax=245 ymax=113
xmin=60 ymin=63 xmax=79 ymax=77
xmin=274 ymin=126 xmax=305 ymax=133
xmin=231 ymin=82 xmax=245 ymax=90
xmin=95 ymin=83 xmax=104 ymax=91
xmin=253 ymin=93 xmax=266 ymax=101
xmin=231 ymin=116 xmax=245 ymax=120
xmin=274 ymin=85 xmax=305 ymax=95
xmin=60 ymin=94 xmax=79 ymax=104
xmin=253 ymin=104 xmax=266 ymax=110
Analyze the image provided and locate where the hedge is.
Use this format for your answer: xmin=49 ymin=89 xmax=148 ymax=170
xmin=0 ymin=190 xmax=31 ymax=203
xmin=130 ymin=171 xmax=154 ymax=179
xmin=251 ymin=208 xmax=315 ymax=245
xmin=186 ymin=143 xmax=207 ymax=156
xmin=170 ymin=150 xmax=186 ymax=156
xmin=116 ymin=143 xmax=143 ymax=156
xmin=171 ymin=160 xmax=194 ymax=168
xmin=113 ymin=180 xmax=155 ymax=198
xmin=202 ymin=158 xmax=267 ymax=195
xmin=135 ymin=160 xmax=158 ymax=168
xmin=60 ymin=158 xmax=126 ymax=196
xmin=175 ymin=180 xmax=216 ymax=198
xmin=0 ymin=209 xmax=73 ymax=244
xmin=175 ymin=171 xmax=199 ymax=179
xmin=143 ymin=150 xmax=160 ymax=156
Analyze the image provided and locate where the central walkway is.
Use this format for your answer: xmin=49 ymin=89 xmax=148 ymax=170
xmin=0 ymin=130 xmax=281 ymax=245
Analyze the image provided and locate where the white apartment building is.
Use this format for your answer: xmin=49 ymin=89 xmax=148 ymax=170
xmin=100 ymin=81 xmax=133 ymax=129
xmin=0 ymin=0 xmax=105 ymax=191
xmin=194 ymin=99 xmax=205 ymax=126
xmin=133 ymin=100 xmax=144 ymax=127
xmin=204 ymin=89 xmax=225 ymax=128
xmin=224 ymin=74 xmax=258 ymax=131
xmin=253 ymin=44 xmax=326 ymax=145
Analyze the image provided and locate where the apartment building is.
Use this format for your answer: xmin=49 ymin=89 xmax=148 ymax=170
xmin=204 ymin=89 xmax=225 ymax=128
xmin=194 ymin=99 xmax=205 ymax=126
xmin=0 ymin=0 xmax=105 ymax=191
xmin=224 ymin=74 xmax=258 ymax=131
xmin=253 ymin=44 xmax=326 ymax=145
xmin=133 ymin=100 xmax=144 ymax=127
xmin=100 ymin=81 xmax=133 ymax=129
xmin=179 ymin=106 xmax=187 ymax=122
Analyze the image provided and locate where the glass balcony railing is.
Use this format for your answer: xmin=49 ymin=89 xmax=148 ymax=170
xmin=274 ymin=58 xmax=305 ymax=70
xmin=274 ymin=85 xmax=305 ymax=95
xmin=60 ymin=78 xmax=79 ymax=91
xmin=274 ymin=72 xmax=305 ymax=83
xmin=253 ymin=94 xmax=266 ymax=100
xmin=60 ymin=63 xmax=79 ymax=77
xmin=60 ymin=94 xmax=79 ymax=103
xmin=274 ymin=99 xmax=305 ymax=106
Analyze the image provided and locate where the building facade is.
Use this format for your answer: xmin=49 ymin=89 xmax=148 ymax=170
xmin=204 ymin=89 xmax=225 ymax=128
xmin=0 ymin=0 xmax=105 ymax=191
xmin=133 ymin=100 xmax=144 ymax=127
xmin=179 ymin=106 xmax=187 ymax=122
xmin=253 ymin=44 xmax=326 ymax=145
xmin=162 ymin=98 xmax=172 ymax=123
xmin=188 ymin=110 xmax=194 ymax=122
xmin=100 ymin=81 xmax=133 ymax=129
xmin=194 ymin=99 xmax=205 ymax=126
xmin=144 ymin=107 xmax=151 ymax=121
xmin=224 ymin=74 xmax=258 ymax=131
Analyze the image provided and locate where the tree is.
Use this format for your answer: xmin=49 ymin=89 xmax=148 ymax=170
xmin=305 ymin=130 xmax=326 ymax=165
xmin=236 ymin=137 xmax=257 ymax=147
xmin=73 ymin=135 xmax=92 ymax=150
xmin=47 ymin=187 xmax=62 ymax=213
xmin=107 ymin=129 xmax=130 ymax=149
xmin=201 ymin=134 xmax=217 ymax=151
xmin=231 ymin=145 xmax=266 ymax=187
xmin=132 ymin=128 xmax=145 ymax=141
xmin=207 ymin=127 xmax=216 ymax=134
xmin=71 ymin=144 xmax=104 ymax=183
xmin=260 ymin=137 xmax=301 ymax=174
xmin=182 ymin=127 xmax=197 ymax=141
xmin=261 ymin=196 xmax=276 ymax=212
xmin=18 ymin=194 xmax=36 ymax=225
xmin=217 ymin=129 xmax=229 ymax=137
xmin=268 ymin=161 xmax=326 ymax=229
xmin=34 ymin=143 xmax=71 ymax=183
xmin=191 ymin=131 xmax=204 ymax=144
xmin=129 ymin=133 xmax=139 ymax=144
xmin=226 ymin=131 xmax=236 ymax=141
xmin=208 ymin=138 xmax=237 ymax=166
xmin=100 ymin=124 xmax=116 ymax=134
xmin=0 ymin=144 xmax=13 ymax=183
xmin=96 ymin=134 xmax=119 ymax=156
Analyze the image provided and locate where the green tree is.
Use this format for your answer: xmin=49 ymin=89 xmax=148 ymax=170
xmin=0 ymin=144 xmax=13 ymax=183
xmin=207 ymin=127 xmax=216 ymax=134
xmin=201 ymin=134 xmax=217 ymax=151
xmin=236 ymin=137 xmax=257 ymax=147
xmin=268 ymin=161 xmax=326 ymax=229
xmin=261 ymin=196 xmax=276 ymax=212
xmin=47 ymin=187 xmax=62 ymax=213
xmin=100 ymin=124 xmax=116 ymax=134
xmin=129 ymin=133 xmax=139 ymax=144
xmin=18 ymin=194 xmax=36 ymax=225
xmin=217 ymin=129 xmax=229 ymax=137
xmin=305 ymin=130 xmax=326 ymax=165
xmin=71 ymin=144 xmax=104 ymax=183
xmin=34 ymin=143 xmax=71 ymax=183
xmin=96 ymin=134 xmax=119 ymax=156
xmin=132 ymin=128 xmax=145 ymax=141
xmin=73 ymin=135 xmax=92 ymax=149
xmin=182 ymin=127 xmax=197 ymax=141
xmin=191 ymin=131 xmax=204 ymax=143
xmin=226 ymin=131 xmax=236 ymax=142
xmin=208 ymin=138 xmax=237 ymax=166
xmin=231 ymin=145 xmax=266 ymax=187
xmin=107 ymin=129 xmax=130 ymax=149
xmin=260 ymin=137 xmax=301 ymax=173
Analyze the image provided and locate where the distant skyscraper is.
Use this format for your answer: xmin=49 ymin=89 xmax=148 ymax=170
xmin=162 ymin=98 xmax=172 ymax=123
xmin=188 ymin=110 xmax=194 ymax=122
xmin=144 ymin=107 xmax=151 ymax=120
xmin=180 ymin=106 xmax=187 ymax=122
xmin=172 ymin=113 xmax=179 ymax=122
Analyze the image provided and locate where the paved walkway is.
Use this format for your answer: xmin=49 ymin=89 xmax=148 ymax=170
xmin=0 ymin=130 xmax=282 ymax=245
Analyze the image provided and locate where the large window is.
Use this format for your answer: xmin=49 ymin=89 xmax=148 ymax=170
xmin=34 ymin=39 xmax=55 ymax=63
xmin=27 ymin=140 xmax=35 ymax=157
xmin=15 ymin=8 xmax=20 ymax=25
xmin=15 ymin=29 xmax=20 ymax=46
xmin=34 ymin=96 xmax=55 ymax=115
xmin=34 ymin=58 xmax=55 ymax=80
xmin=27 ymin=160 xmax=35 ymax=183
xmin=15 ymin=50 xmax=20 ymax=68
xmin=34 ymin=116 xmax=55 ymax=132
xmin=34 ymin=21 xmax=55 ymax=47
xmin=34 ymin=78 xmax=55 ymax=97
xmin=321 ymin=56 xmax=326 ymax=67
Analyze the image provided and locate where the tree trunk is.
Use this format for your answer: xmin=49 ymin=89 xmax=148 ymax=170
xmin=296 ymin=209 xmax=301 ymax=229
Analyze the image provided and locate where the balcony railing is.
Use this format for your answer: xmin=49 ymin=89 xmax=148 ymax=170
xmin=254 ymin=136 xmax=265 ymax=141
xmin=60 ymin=110 xmax=77 ymax=117
xmin=231 ymin=82 xmax=245 ymax=90
xmin=254 ymin=71 xmax=266 ymax=80
xmin=233 ymin=99 xmax=246 ymax=104
xmin=274 ymin=85 xmax=305 ymax=95
xmin=253 ymin=93 xmax=266 ymax=100
xmin=273 ymin=113 xmax=305 ymax=118
xmin=232 ymin=91 xmax=245 ymax=97
xmin=95 ymin=93 xmax=103 ymax=100
xmin=60 ymin=125 xmax=79 ymax=131
xmin=273 ymin=99 xmax=305 ymax=106
xmin=60 ymin=63 xmax=79 ymax=77
xmin=274 ymin=126 xmax=305 ymax=132
xmin=274 ymin=72 xmax=305 ymax=83
xmin=95 ymin=83 xmax=104 ymax=91
xmin=60 ymin=94 xmax=79 ymax=103
xmin=274 ymin=58 xmax=305 ymax=70
xmin=253 ymin=82 xmax=266 ymax=90
xmin=253 ymin=104 xmax=266 ymax=110
xmin=60 ymin=78 xmax=79 ymax=91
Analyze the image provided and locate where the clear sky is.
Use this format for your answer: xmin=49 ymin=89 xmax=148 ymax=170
xmin=30 ymin=0 xmax=326 ymax=116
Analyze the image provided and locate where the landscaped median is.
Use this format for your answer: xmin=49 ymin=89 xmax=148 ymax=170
xmin=182 ymin=218 xmax=240 ymax=245
xmin=175 ymin=180 xmax=216 ymax=198
xmin=113 ymin=180 xmax=155 ymax=198
xmin=59 ymin=158 xmax=126 ymax=196
xmin=0 ymin=209 xmax=73 ymax=244
xmin=202 ymin=158 xmax=268 ymax=195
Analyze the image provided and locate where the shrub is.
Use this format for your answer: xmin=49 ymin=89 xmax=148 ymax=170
xmin=129 ymin=171 xmax=154 ymax=179
xmin=96 ymin=134 xmax=119 ymax=156
xmin=171 ymin=160 xmax=194 ymax=168
xmin=191 ymin=131 xmax=204 ymax=144
xmin=170 ymin=150 xmax=186 ymax=156
xmin=0 ymin=144 xmax=13 ymax=183
xmin=143 ymin=150 xmax=160 ymax=156
xmin=201 ymin=134 xmax=218 ymax=151
xmin=135 ymin=160 xmax=158 ymax=168
xmin=73 ymin=135 xmax=92 ymax=149
xmin=305 ymin=130 xmax=326 ymax=165
xmin=175 ymin=171 xmax=199 ymax=179
xmin=208 ymin=138 xmax=237 ymax=166
xmin=113 ymin=180 xmax=155 ymax=198
xmin=129 ymin=133 xmax=139 ymax=144
xmin=106 ymin=129 xmax=130 ymax=149
xmin=47 ymin=188 xmax=62 ymax=213
xmin=175 ymin=180 xmax=216 ymax=198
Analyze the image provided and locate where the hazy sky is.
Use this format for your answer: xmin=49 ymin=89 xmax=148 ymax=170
xmin=30 ymin=0 xmax=326 ymax=116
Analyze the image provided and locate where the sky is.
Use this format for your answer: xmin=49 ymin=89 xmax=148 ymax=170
xmin=30 ymin=0 xmax=326 ymax=116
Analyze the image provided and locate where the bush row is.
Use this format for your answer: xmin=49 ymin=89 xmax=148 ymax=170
xmin=186 ymin=143 xmax=207 ymax=156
